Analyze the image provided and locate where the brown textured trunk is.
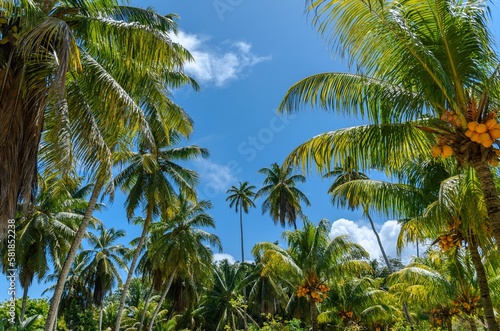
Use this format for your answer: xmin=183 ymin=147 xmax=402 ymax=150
xmin=310 ymin=297 xmax=318 ymax=331
xmin=148 ymin=265 xmax=177 ymax=331
xmin=137 ymin=283 xmax=154 ymax=331
xmin=469 ymin=238 xmax=499 ymax=331
xmin=0 ymin=65 xmax=46 ymax=240
xmin=115 ymin=205 xmax=154 ymax=331
xmin=20 ymin=282 xmax=29 ymax=321
xmin=471 ymin=158 xmax=500 ymax=252
xmin=469 ymin=317 xmax=478 ymax=331
xmin=44 ymin=180 xmax=103 ymax=331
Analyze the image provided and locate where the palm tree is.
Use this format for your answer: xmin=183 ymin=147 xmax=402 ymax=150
xmin=226 ymin=181 xmax=257 ymax=263
xmin=278 ymin=1 xmax=500 ymax=254
xmin=256 ymin=162 xmax=311 ymax=230
xmin=113 ymin=136 xmax=208 ymax=330
xmin=323 ymin=157 xmax=393 ymax=272
xmin=9 ymin=3 xmax=201 ymax=328
xmin=146 ymin=194 xmax=222 ymax=331
xmin=253 ymin=218 xmax=371 ymax=331
xmin=2 ymin=176 xmax=98 ymax=322
xmin=199 ymin=260 xmax=255 ymax=331
xmin=80 ymin=225 xmax=128 ymax=331
xmin=0 ymin=0 xmax=197 ymax=240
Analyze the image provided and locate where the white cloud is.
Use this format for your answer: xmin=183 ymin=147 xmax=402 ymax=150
xmin=171 ymin=31 xmax=271 ymax=87
xmin=213 ymin=253 xmax=236 ymax=264
xmin=329 ymin=218 xmax=423 ymax=265
xmin=193 ymin=159 xmax=238 ymax=198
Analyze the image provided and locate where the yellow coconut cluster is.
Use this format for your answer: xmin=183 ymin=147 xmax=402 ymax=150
xmin=438 ymin=234 xmax=460 ymax=252
xmin=297 ymin=282 xmax=330 ymax=303
xmin=296 ymin=285 xmax=310 ymax=297
xmin=431 ymin=145 xmax=454 ymax=158
xmin=338 ymin=311 xmax=354 ymax=321
xmin=465 ymin=119 xmax=500 ymax=148
xmin=452 ymin=297 xmax=479 ymax=314
xmin=441 ymin=110 xmax=462 ymax=127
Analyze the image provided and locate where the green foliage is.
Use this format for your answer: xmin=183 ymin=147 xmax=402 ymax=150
xmin=0 ymin=299 xmax=49 ymax=330
xmin=248 ymin=314 xmax=305 ymax=331
xmin=61 ymin=300 xmax=97 ymax=331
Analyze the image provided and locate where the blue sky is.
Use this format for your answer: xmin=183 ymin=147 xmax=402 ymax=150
xmin=5 ymin=0 xmax=500 ymax=301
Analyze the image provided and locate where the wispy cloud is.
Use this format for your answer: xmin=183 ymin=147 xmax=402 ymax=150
xmin=329 ymin=219 xmax=425 ymax=264
xmin=213 ymin=253 xmax=236 ymax=264
xmin=171 ymin=31 xmax=271 ymax=87
xmin=193 ymin=158 xmax=238 ymax=198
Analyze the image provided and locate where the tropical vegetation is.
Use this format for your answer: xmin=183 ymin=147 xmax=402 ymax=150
xmin=1 ymin=0 xmax=500 ymax=331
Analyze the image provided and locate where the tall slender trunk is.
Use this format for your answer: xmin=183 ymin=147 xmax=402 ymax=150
xmin=402 ymin=302 xmax=415 ymax=331
xmin=148 ymin=265 xmax=177 ymax=331
xmin=99 ymin=304 xmax=103 ymax=331
xmin=364 ymin=206 xmax=392 ymax=273
xmin=20 ymin=283 xmax=29 ymax=321
xmin=469 ymin=238 xmax=499 ymax=331
xmin=310 ymin=298 xmax=318 ymax=331
xmin=137 ymin=283 xmax=154 ymax=331
xmin=44 ymin=180 xmax=103 ymax=331
xmin=472 ymin=158 xmax=500 ymax=251
xmin=239 ymin=206 xmax=244 ymax=263
xmin=115 ymin=206 xmax=154 ymax=331
xmin=239 ymin=205 xmax=247 ymax=330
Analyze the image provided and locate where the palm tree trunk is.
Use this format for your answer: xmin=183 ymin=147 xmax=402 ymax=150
xmin=469 ymin=317 xmax=478 ymax=331
xmin=469 ymin=238 xmax=499 ymax=331
xmin=310 ymin=298 xmax=319 ymax=331
xmin=115 ymin=206 xmax=153 ymax=331
xmin=44 ymin=180 xmax=103 ymax=331
xmin=364 ymin=206 xmax=392 ymax=273
xmin=239 ymin=206 xmax=248 ymax=330
xmin=137 ymin=283 xmax=155 ymax=331
xmin=472 ymin=158 xmax=500 ymax=251
xmin=239 ymin=206 xmax=244 ymax=263
xmin=402 ymin=302 xmax=415 ymax=331
xmin=148 ymin=265 xmax=177 ymax=331
xmin=99 ymin=304 xmax=103 ymax=331
xmin=20 ymin=283 xmax=29 ymax=321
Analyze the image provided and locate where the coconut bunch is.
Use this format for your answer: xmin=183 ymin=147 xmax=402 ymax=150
xmin=465 ymin=119 xmax=500 ymax=148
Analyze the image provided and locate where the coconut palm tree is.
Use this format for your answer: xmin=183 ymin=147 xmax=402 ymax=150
xmin=80 ymin=225 xmax=128 ymax=331
xmin=199 ymin=259 xmax=255 ymax=331
xmin=0 ymin=0 xmax=197 ymax=240
xmin=113 ymin=135 xmax=208 ymax=330
xmin=226 ymin=181 xmax=257 ymax=263
xmin=323 ymin=157 xmax=393 ymax=272
xmin=1 ymin=176 xmax=99 ymax=322
xmin=278 ymin=0 xmax=500 ymax=255
xmin=256 ymin=163 xmax=311 ymax=230
xmin=20 ymin=3 xmax=199 ymax=327
xmin=253 ymin=218 xmax=371 ymax=331
xmin=146 ymin=194 xmax=222 ymax=331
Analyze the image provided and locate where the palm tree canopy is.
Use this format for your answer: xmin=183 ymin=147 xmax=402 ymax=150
xmin=226 ymin=181 xmax=257 ymax=214
xmin=255 ymin=162 xmax=311 ymax=228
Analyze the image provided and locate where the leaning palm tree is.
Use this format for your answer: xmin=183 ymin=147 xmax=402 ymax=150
xmin=146 ymin=194 xmax=222 ymax=331
xmin=4 ymin=176 xmax=98 ymax=322
xmin=0 ymin=0 xmax=196 ymax=240
xmin=80 ymin=225 xmax=128 ymax=331
xmin=226 ymin=181 xmax=257 ymax=263
xmin=256 ymin=162 xmax=311 ymax=230
xmin=253 ymin=218 xmax=371 ymax=331
xmin=323 ymin=157 xmax=394 ymax=272
xmin=4 ymin=3 xmax=201 ymax=329
xmin=113 ymin=135 xmax=208 ymax=330
xmin=278 ymin=0 xmax=500 ymax=255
